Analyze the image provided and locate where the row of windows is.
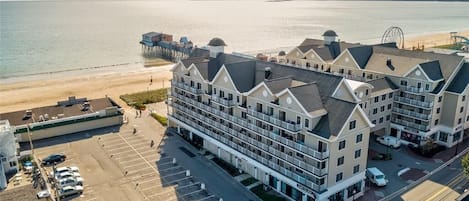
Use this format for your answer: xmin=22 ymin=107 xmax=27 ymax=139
xmin=336 ymin=164 xmax=361 ymax=182
xmin=373 ymin=93 xmax=394 ymax=103
xmin=400 ymin=80 xmax=430 ymax=90
xmin=372 ymin=104 xmax=392 ymax=114
xmin=338 ymin=133 xmax=363 ymax=151
xmin=337 ymin=150 xmax=362 ymax=166
xmin=372 ymin=115 xmax=391 ymax=125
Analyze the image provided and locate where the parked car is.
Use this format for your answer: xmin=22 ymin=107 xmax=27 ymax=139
xmin=41 ymin=153 xmax=66 ymax=165
xmin=57 ymin=177 xmax=84 ymax=188
xmin=50 ymin=166 xmax=80 ymax=177
xmin=36 ymin=190 xmax=51 ymax=199
xmin=377 ymin=136 xmax=401 ymax=148
xmin=55 ymin=171 xmax=81 ymax=180
xmin=58 ymin=185 xmax=83 ymax=199
xmin=366 ymin=167 xmax=389 ymax=187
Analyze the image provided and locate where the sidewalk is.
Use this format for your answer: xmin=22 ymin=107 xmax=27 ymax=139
xmin=433 ymin=136 xmax=469 ymax=162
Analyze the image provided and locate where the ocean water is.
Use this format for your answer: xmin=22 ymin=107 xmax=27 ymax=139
xmin=1 ymin=0 xmax=468 ymax=78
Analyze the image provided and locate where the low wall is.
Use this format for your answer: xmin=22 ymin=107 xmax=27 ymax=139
xmin=17 ymin=115 xmax=123 ymax=142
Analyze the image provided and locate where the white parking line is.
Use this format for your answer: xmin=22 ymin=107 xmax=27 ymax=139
xmin=160 ymin=170 xmax=186 ymax=179
xmin=197 ymin=195 xmax=217 ymax=201
xmin=126 ymin=166 xmax=154 ymax=175
xmin=131 ymin=172 xmax=158 ymax=180
xmin=122 ymin=161 xmax=149 ymax=169
xmin=119 ymin=157 xmax=145 ymax=164
xmin=176 ymin=182 xmax=200 ymax=190
xmin=180 ymin=189 xmax=204 ymax=198
xmin=159 ymin=166 xmax=183 ymax=173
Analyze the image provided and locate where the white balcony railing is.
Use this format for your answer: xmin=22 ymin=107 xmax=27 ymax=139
xmin=394 ymin=96 xmax=433 ymax=109
xmin=392 ymin=118 xmax=430 ymax=131
xmin=211 ymin=95 xmax=235 ymax=107
xmin=171 ymin=94 xmax=329 ymax=160
xmin=171 ymin=112 xmax=327 ymax=192
xmin=247 ymin=109 xmax=302 ymax=132
xmin=403 ymin=86 xmax=424 ymax=94
xmin=171 ymin=80 xmax=203 ymax=94
xmin=392 ymin=108 xmax=432 ymax=121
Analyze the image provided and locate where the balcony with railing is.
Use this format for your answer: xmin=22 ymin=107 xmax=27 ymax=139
xmin=392 ymin=117 xmax=430 ymax=131
xmin=170 ymin=94 xmax=329 ymax=160
xmin=403 ymin=86 xmax=424 ymax=94
xmin=392 ymin=108 xmax=432 ymax=121
xmin=247 ymin=109 xmax=302 ymax=132
xmin=394 ymin=96 xmax=433 ymax=109
xmin=211 ymin=95 xmax=235 ymax=107
xmin=170 ymin=112 xmax=327 ymax=192
xmin=171 ymin=80 xmax=203 ymax=95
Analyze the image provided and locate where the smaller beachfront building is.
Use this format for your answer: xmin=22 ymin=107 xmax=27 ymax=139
xmin=0 ymin=120 xmax=18 ymax=189
xmin=0 ymin=96 xmax=124 ymax=142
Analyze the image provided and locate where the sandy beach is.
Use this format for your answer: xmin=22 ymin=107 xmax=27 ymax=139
xmin=405 ymin=30 xmax=469 ymax=50
xmin=0 ymin=63 xmax=173 ymax=113
xmin=1 ymin=30 xmax=468 ymax=113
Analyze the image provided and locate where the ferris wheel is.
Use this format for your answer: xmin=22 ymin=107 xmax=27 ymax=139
xmin=381 ymin=26 xmax=405 ymax=49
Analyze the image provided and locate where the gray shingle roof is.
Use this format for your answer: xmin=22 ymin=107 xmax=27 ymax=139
xmin=289 ymin=83 xmax=324 ymax=113
xmin=190 ymin=48 xmax=210 ymax=58
xmin=312 ymin=97 xmax=356 ymax=139
xmin=419 ymin=60 xmax=443 ymax=81
xmin=224 ymin=61 xmax=257 ymax=92
xmin=264 ymin=77 xmax=294 ymax=94
xmin=446 ymin=63 xmax=469 ymax=93
xmin=182 ymin=53 xmax=357 ymax=139
xmin=367 ymin=77 xmax=398 ymax=93
xmin=347 ymin=46 xmax=373 ymax=69
xmin=296 ymin=39 xmax=361 ymax=61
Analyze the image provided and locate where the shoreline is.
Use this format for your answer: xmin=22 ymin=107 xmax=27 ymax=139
xmin=1 ymin=29 xmax=468 ymax=113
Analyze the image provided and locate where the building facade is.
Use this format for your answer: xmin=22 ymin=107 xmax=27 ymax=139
xmin=0 ymin=120 xmax=18 ymax=189
xmin=283 ymin=30 xmax=469 ymax=148
xmin=0 ymin=97 xmax=124 ymax=142
xmin=168 ymin=40 xmax=374 ymax=201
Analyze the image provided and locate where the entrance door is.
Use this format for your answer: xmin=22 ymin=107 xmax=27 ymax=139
xmin=390 ymin=128 xmax=398 ymax=137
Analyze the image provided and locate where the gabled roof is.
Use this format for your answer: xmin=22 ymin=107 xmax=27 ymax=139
xmin=367 ymin=77 xmax=398 ymax=93
xmin=288 ymin=83 xmax=324 ymax=113
xmin=419 ymin=60 xmax=443 ymax=81
xmin=347 ymin=46 xmax=373 ymax=69
xmin=363 ymin=46 xmax=463 ymax=80
xmin=296 ymin=38 xmax=361 ymax=61
xmin=446 ymin=63 xmax=469 ymax=93
xmin=312 ymin=97 xmax=356 ymax=139
xmin=264 ymin=77 xmax=294 ymax=94
xmin=224 ymin=61 xmax=257 ymax=92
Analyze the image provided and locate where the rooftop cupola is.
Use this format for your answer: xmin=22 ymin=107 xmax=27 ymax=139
xmin=207 ymin=37 xmax=227 ymax=58
xmin=322 ymin=30 xmax=338 ymax=45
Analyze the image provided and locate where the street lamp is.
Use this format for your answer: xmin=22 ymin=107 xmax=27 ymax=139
xmin=26 ymin=124 xmax=34 ymax=156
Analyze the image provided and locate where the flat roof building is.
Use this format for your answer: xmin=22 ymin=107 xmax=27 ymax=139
xmin=0 ymin=96 xmax=124 ymax=142
xmin=0 ymin=120 xmax=18 ymax=190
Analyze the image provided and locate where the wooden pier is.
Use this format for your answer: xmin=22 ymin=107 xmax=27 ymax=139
xmin=140 ymin=32 xmax=194 ymax=62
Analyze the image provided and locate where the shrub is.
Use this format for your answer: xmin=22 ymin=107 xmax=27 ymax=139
xmin=151 ymin=113 xmax=167 ymax=126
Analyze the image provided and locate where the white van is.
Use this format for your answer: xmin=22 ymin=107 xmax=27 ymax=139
xmin=366 ymin=167 xmax=388 ymax=187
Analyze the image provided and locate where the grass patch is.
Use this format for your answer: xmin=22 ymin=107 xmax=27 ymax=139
xmin=250 ymin=184 xmax=286 ymax=201
xmin=212 ymin=157 xmax=241 ymax=177
xmin=241 ymin=177 xmax=258 ymax=186
xmin=433 ymin=43 xmax=464 ymax=50
xmin=151 ymin=113 xmax=167 ymax=127
xmin=120 ymin=88 xmax=168 ymax=108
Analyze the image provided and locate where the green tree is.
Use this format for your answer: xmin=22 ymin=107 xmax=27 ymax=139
xmin=463 ymin=153 xmax=469 ymax=178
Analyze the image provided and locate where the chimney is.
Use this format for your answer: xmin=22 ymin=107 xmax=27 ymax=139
xmin=386 ymin=58 xmax=392 ymax=66
xmin=264 ymin=67 xmax=272 ymax=79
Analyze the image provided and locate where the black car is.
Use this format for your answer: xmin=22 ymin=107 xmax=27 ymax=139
xmin=41 ymin=153 xmax=66 ymax=165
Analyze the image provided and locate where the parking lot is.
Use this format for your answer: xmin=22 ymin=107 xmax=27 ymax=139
xmin=32 ymin=121 xmax=221 ymax=201
xmin=359 ymin=137 xmax=442 ymax=200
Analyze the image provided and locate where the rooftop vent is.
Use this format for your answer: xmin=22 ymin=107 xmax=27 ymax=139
xmin=22 ymin=110 xmax=32 ymax=120
xmin=386 ymin=58 xmax=395 ymax=71
xmin=264 ymin=67 xmax=272 ymax=79
xmin=82 ymin=101 xmax=90 ymax=111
